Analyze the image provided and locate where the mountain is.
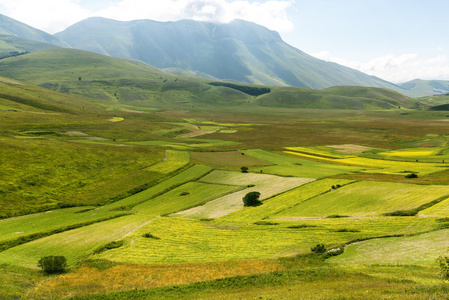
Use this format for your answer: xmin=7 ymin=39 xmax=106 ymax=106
xmin=55 ymin=17 xmax=403 ymax=91
xmin=0 ymin=48 xmax=420 ymax=110
xmin=0 ymin=14 xmax=65 ymax=47
xmin=399 ymin=79 xmax=449 ymax=97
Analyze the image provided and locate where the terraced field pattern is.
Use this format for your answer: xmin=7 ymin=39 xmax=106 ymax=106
xmin=4 ymin=97 xmax=449 ymax=299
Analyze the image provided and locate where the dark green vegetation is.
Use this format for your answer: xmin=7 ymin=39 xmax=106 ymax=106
xmin=242 ymin=191 xmax=262 ymax=207
xmin=37 ymin=256 xmax=67 ymax=274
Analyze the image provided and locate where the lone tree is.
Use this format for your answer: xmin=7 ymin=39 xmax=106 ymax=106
xmin=38 ymin=256 xmax=67 ymax=274
xmin=243 ymin=191 xmax=261 ymax=207
xmin=240 ymin=166 xmax=249 ymax=173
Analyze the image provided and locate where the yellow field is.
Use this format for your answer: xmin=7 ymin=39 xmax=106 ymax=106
xmin=28 ymin=259 xmax=284 ymax=299
xmin=284 ymin=151 xmax=447 ymax=175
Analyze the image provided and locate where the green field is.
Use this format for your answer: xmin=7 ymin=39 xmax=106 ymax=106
xmin=276 ymin=181 xmax=449 ymax=217
xmin=242 ymin=149 xmax=368 ymax=178
xmin=330 ymin=229 xmax=449 ymax=265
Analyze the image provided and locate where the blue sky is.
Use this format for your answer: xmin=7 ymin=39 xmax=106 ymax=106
xmin=0 ymin=0 xmax=448 ymax=83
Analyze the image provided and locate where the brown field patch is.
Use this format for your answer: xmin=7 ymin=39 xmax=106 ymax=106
xmin=327 ymin=144 xmax=373 ymax=154
xmin=28 ymin=259 xmax=284 ymax=299
xmin=190 ymin=151 xmax=272 ymax=166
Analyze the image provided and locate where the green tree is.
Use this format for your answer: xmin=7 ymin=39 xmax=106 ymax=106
xmin=38 ymin=256 xmax=67 ymax=274
xmin=311 ymin=244 xmax=326 ymax=254
xmin=243 ymin=191 xmax=261 ymax=207
xmin=240 ymin=166 xmax=249 ymax=173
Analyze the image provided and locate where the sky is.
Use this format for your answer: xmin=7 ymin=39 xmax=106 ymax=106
xmin=0 ymin=0 xmax=448 ymax=83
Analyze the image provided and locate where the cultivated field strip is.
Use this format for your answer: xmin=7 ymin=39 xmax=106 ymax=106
xmin=0 ymin=207 xmax=123 ymax=243
xmin=174 ymin=170 xmax=312 ymax=219
xmin=145 ymin=150 xmax=190 ymax=174
xmin=276 ymin=181 xmax=449 ymax=218
xmin=285 ymin=150 xmax=448 ymax=175
xmin=95 ymin=216 xmax=438 ymax=265
xmin=420 ymin=197 xmax=449 ymax=217
xmin=133 ymin=182 xmax=241 ymax=216
xmin=107 ymin=164 xmax=212 ymax=210
xmin=0 ymin=214 xmax=151 ymax=269
xmin=242 ymin=149 xmax=366 ymax=178
xmin=217 ymin=179 xmax=354 ymax=223
xmin=329 ymin=228 xmax=449 ymax=265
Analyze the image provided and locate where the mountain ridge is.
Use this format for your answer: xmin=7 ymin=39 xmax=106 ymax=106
xmin=55 ymin=17 xmax=404 ymax=92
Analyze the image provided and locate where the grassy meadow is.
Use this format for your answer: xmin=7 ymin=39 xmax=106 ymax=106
xmin=4 ymin=72 xmax=449 ymax=299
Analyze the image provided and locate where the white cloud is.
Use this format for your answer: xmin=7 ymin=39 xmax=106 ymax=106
xmin=313 ymin=51 xmax=449 ymax=83
xmin=0 ymin=0 xmax=294 ymax=34
xmin=0 ymin=0 xmax=91 ymax=33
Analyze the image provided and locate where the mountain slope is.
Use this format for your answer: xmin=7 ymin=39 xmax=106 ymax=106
xmin=0 ymin=14 xmax=65 ymax=47
xmin=399 ymin=79 xmax=449 ymax=97
xmin=55 ymin=17 xmax=403 ymax=91
xmin=0 ymin=48 xmax=419 ymax=110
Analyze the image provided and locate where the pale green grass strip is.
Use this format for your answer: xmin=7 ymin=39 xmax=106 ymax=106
xmin=146 ymin=150 xmax=190 ymax=174
xmin=0 ymin=207 xmax=122 ymax=243
xmin=329 ymin=229 xmax=449 ymax=265
xmin=0 ymin=214 xmax=150 ymax=269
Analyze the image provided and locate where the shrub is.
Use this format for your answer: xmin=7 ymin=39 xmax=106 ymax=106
xmin=243 ymin=191 xmax=262 ymax=207
xmin=253 ymin=221 xmax=279 ymax=225
xmin=179 ymin=192 xmax=190 ymax=196
xmin=438 ymin=255 xmax=449 ymax=280
xmin=38 ymin=256 xmax=67 ymax=274
xmin=241 ymin=166 xmax=249 ymax=173
xmin=405 ymin=173 xmax=418 ymax=178
xmin=311 ymin=244 xmax=326 ymax=254
xmin=93 ymin=240 xmax=124 ymax=254
xmin=142 ymin=233 xmax=160 ymax=239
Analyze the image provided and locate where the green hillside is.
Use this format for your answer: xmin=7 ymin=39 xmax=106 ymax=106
xmin=0 ymin=48 xmax=421 ymax=110
xmin=0 ymin=35 xmax=59 ymax=57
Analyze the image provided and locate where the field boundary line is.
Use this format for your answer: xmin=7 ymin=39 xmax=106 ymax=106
xmin=122 ymin=217 xmax=158 ymax=238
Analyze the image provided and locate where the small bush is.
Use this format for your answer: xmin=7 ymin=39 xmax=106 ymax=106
xmin=326 ymin=215 xmax=349 ymax=219
xmin=405 ymin=173 xmax=418 ymax=178
xmin=241 ymin=166 xmax=249 ymax=173
xmin=142 ymin=233 xmax=160 ymax=239
xmin=253 ymin=221 xmax=279 ymax=225
xmin=93 ymin=240 xmax=124 ymax=254
xmin=38 ymin=256 xmax=67 ymax=274
xmin=287 ymin=224 xmax=317 ymax=229
xmin=311 ymin=244 xmax=326 ymax=254
xmin=334 ymin=228 xmax=360 ymax=232
xmin=179 ymin=192 xmax=190 ymax=196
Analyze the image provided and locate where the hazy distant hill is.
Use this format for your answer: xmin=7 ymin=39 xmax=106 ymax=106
xmin=55 ymin=17 xmax=403 ymax=91
xmin=0 ymin=14 xmax=66 ymax=47
xmin=399 ymin=79 xmax=449 ymax=97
